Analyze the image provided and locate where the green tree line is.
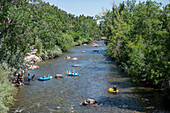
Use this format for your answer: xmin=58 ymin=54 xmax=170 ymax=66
xmin=98 ymin=0 xmax=169 ymax=89
xmin=0 ymin=0 xmax=100 ymax=112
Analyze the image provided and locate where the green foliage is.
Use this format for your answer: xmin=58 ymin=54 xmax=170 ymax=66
xmin=35 ymin=40 xmax=43 ymax=55
xmin=56 ymin=33 xmax=74 ymax=52
xmin=46 ymin=45 xmax=62 ymax=59
xmin=0 ymin=65 xmax=16 ymax=113
xmin=100 ymin=0 xmax=170 ymax=87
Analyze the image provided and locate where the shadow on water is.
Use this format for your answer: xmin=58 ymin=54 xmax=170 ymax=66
xmin=135 ymin=87 xmax=170 ymax=112
xmin=97 ymin=96 xmax=149 ymax=112
xmin=109 ymin=79 xmax=135 ymax=88
xmin=100 ymin=61 xmax=117 ymax=65
xmin=89 ymin=49 xmax=106 ymax=55
xmin=83 ymin=66 xmax=120 ymax=72
xmin=97 ymin=89 xmax=170 ymax=112
xmin=109 ymin=78 xmax=170 ymax=112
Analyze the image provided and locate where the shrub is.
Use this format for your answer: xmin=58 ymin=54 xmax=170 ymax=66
xmin=47 ymin=45 xmax=62 ymax=59
xmin=0 ymin=65 xmax=16 ymax=113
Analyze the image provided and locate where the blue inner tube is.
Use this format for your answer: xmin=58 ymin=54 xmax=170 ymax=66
xmin=68 ymin=73 xmax=79 ymax=76
xmin=38 ymin=76 xmax=51 ymax=81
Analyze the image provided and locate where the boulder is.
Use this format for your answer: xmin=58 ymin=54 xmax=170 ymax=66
xmin=55 ymin=74 xmax=63 ymax=78
xmin=72 ymin=57 xmax=78 ymax=60
xmin=82 ymin=99 xmax=99 ymax=106
xmin=24 ymin=49 xmax=42 ymax=64
xmin=72 ymin=64 xmax=79 ymax=67
xmin=24 ymin=49 xmax=42 ymax=70
xmin=27 ymin=65 xmax=39 ymax=70
xmin=93 ymin=50 xmax=99 ymax=52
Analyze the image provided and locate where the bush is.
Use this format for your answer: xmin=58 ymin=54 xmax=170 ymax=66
xmin=41 ymin=46 xmax=62 ymax=60
xmin=0 ymin=65 xmax=16 ymax=113
xmin=59 ymin=33 xmax=74 ymax=52
xmin=41 ymin=51 xmax=49 ymax=60
xmin=35 ymin=40 xmax=43 ymax=55
xmin=47 ymin=45 xmax=62 ymax=59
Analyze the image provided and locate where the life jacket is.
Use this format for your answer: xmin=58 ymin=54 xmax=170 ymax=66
xmin=19 ymin=76 xmax=23 ymax=81
xmin=113 ymin=87 xmax=117 ymax=91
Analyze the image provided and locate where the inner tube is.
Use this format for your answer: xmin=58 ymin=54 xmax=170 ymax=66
xmin=68 ymin=72 xmax=79 ymax=76
xmin=66 ymin=56 xmax=71 ymax=59
xmin=108 ymin=88 xmax=119 ymax=93
xmin=38 ymin=76 xmax=52 ymax=81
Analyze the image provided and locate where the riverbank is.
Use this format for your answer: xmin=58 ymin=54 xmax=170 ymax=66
xmin=24 ymin=43 xmax=90 ymax=70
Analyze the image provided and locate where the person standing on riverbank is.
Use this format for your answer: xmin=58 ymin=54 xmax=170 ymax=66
xmin=16 ymin=74 xmax=24 ymax=86
xmin=28 ymin=74 xmax=31 ymax=82
xmin=19 ymin=75 xmax=24 ymax=83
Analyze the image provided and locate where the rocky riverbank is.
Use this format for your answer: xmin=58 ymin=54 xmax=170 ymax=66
xmin=24 ymin=49 xmax=42 ymax=70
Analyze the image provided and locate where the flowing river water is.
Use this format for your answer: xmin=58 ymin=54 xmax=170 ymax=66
xmin=9 ymin=41 xmax=169 ymax=113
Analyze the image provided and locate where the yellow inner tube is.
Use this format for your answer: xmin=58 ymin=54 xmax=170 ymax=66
xmin=50 ymin=76 xmax=53 ymax=79
xmin=66 ymin=56 xmax=71 ymax=59
xmin=108 ymin=88 xmax=119 ymax=93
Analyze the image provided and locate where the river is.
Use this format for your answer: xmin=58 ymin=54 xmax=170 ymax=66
xmin=9 ymin=41 xmax=169 ymax=113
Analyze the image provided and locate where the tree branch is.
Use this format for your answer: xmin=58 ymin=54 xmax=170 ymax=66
xmin=0 ymin=19 xmax=13 ymax=39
